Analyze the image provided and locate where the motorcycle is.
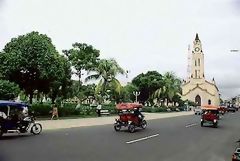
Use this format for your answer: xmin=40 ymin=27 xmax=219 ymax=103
xmin=0 ymin=100 xmax=42 ymax=137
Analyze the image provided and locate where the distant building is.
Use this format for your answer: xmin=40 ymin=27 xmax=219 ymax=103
xmin=232 ymin=95 xmax=240 ymax=107
xmin=181 ymin=34 xmax=220 ymax=106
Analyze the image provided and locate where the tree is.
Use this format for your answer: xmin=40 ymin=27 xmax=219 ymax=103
xmin=122 ymin=83 xmax=139 ymax=102
xmin=132 ymin=71 xmax=163 ymax=104
xmin=0 ymin=80 xmax=20 ymax=100
xmin=85 ymin=59 xmax=125 ymax=102
xmin=47 ymin=55 xmax=72 ymax=103
xmin=0 ymin=31 xmax=62 ymax=103
xmin=153 ymin=72 xmax=182 ymax=106
xmin=67 ymin=80 xmax=96 ymax=103
xmin=63 ymin=43 xmax=100 ymax=86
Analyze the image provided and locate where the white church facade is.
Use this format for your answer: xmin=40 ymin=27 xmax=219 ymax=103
xmin=181 ymin=34 xmax=220 ymax=106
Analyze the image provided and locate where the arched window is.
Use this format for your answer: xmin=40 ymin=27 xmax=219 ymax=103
xmin=195 ymin=70 xmax=197 ymax=78
xmin=195 ymin=60 xmax=197 ymax=66
xmin=198 ymin=59 xmax=200 ymax=66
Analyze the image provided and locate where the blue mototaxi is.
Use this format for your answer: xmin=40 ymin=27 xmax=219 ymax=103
xmin=0 ymin=100 xmax=42 ymax=137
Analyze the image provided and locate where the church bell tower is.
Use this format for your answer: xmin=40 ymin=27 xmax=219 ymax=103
xmin=190 ymin=33 xmax=205 ymax=80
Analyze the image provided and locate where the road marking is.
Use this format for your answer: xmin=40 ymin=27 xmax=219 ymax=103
xmin=126 ymin=134 xmax=159 ymax=144
xmin=185 ymin=123 xmax=197 ymax=128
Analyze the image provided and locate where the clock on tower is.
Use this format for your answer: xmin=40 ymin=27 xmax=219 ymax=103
xmin=195 ymin=47 xmax=200 ymax=52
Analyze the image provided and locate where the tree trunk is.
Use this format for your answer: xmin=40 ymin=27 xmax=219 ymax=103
xmin=78 ymin=72 xmax=82 ymax=90
xmin=29 ymin=92 xmax=33 ymax=104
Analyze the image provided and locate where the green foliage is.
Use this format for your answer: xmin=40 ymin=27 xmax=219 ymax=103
xmin=142 ymin=107 xmax=167 ymax=113
xmin=63 ymin=43 xmax=100 ymax=83
xmin=186 ymin=100 xmax=197 ymax=107
xmin=30 ymin=103 xmax=52 ymax=116
xmin=113 ymin=83 xmax=139 ymax=103
xmin=132 ymin=71 xmax=163 ymax=103
xmin=85 ymin=59 xmax=125 ymax=102
xmin=0 ymin=31 xmax=63 ymax=103
xmin=30 ymin=103 xmax=118 ymax=117
xmin=0 ymin=80 xmax=21 ymax=100
xmin=152 ymin=72 xmax=182 ymax=106
xmin=66 ymin=81 xmax=96 ymax=103
xmin=47 ymin=55 xmax=72 ymax=103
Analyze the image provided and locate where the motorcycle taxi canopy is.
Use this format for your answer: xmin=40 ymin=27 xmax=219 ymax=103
xmin=201 ymin=105 xmax=219 ymax=110
xmin=0 ymin=100 xmax=28 ymax=116
xmin=116 ymin=103 xmax=143 ymax=110
xmin=0 ymin=100 xmax=28 ymax=109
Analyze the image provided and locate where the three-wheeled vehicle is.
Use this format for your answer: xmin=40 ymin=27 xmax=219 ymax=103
xmin=0 ymin=100 xmax=42 ymax=137
xmin=200 ymin=105 xmax=219 ymax=128
xmin=114 ymin=103 xmax=147 ymax=133
xmin=219 ymin=106 xmax=227 ymax=115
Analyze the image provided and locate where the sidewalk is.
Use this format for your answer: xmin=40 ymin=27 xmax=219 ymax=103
xmin=38 ymin=111 xmax=193 ymax=130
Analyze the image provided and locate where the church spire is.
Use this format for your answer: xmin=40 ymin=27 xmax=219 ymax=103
xmin=195 ymin=33 xmax=200 ymax=41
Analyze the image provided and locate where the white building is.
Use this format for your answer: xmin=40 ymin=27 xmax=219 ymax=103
xmin=181 ymin=34 xmax=220 ymax=106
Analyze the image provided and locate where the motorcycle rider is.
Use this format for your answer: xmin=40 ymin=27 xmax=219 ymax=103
xmin=133 ymin=108 xmax=144 ymax=122
xmin=0 ymin=111 xmax=7 ymax=119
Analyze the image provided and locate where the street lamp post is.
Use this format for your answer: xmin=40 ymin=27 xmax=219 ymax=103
xmin=133 ymin=91 xmax=140 ymax=103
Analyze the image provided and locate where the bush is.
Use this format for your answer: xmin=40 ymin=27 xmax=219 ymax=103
xmin=142 ymin=107 xmax=167 ymax=113
xmin=101 ymin=104 xmax=117 ymax=114
xmin=30 ymin=103 xmax=52 ymax=116
xmin=0 ymin=80 xmax=21 ymax=100
xmin=30 ymin=102 xmax=122 ymax=117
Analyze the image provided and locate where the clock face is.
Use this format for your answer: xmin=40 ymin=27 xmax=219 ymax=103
xmin=195 ymin=47 xmax=200 ymax=52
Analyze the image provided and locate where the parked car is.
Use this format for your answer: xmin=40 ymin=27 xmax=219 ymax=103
xmin=232 ymin=148 xmax=240 ymax=161
xmin=194 ymin=106 xmax=202 ymax=115
xmin=227 ymin=106 xmax=236 ymax=112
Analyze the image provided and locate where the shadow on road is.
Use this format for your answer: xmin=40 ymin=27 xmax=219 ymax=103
xmin=0 ymin=134 xmax=33 ymax=140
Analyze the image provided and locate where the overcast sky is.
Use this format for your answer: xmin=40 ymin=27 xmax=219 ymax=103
xmin=0 ymin=0 xmax=240 ymax=99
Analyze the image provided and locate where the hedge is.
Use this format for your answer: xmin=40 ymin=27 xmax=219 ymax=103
xmin=29 ymin=103 xmax=183 ymax=117
xmin=29 ymin=103 xmax=117 ymax=117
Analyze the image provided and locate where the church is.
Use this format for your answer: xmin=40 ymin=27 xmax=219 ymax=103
xmin=181 ymin=34 xmax=220 ymax=106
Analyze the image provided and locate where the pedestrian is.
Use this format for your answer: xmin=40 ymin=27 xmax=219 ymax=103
xmin=51 ymin=104 xmax=59 ymax=120
xmin=96 ymin=103 xmax=102 ymax=117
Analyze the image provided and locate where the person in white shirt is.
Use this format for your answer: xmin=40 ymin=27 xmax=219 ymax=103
xmin=0 ymin=111 xmax=7 ymax=119
xmin=96 ymin=104 xmax=102 ymax=117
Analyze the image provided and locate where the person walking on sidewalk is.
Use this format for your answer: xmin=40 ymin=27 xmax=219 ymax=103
xmin=96 ymin=103 xmax=102 ymax=117
xmin=51 ymin=104 xmax=59 ymax=120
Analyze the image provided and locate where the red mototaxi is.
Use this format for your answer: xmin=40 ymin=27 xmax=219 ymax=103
xmin=114 ymin=103 xmax=147 ymax=133
xmin=219 ymin=106 xmax=227 ymax=115
xmin=200 ymin=105 xmax=219 ymax=128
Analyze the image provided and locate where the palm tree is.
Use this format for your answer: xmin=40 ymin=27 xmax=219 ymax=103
xmin=153 ymin=72 xmax=182 ymax=106
xmin=85 ymin=59 xmax=125 ymax=102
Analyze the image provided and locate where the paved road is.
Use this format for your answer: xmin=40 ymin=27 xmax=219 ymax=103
xmin=1 ymin=112 xmax=239 ymax=161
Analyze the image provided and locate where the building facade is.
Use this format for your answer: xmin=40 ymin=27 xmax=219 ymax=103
xmin=181 ymin=34 xmax=220 ymax=106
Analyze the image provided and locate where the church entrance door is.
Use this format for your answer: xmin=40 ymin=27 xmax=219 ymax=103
xmin=195 ymin=95 xmax=201 ymax=106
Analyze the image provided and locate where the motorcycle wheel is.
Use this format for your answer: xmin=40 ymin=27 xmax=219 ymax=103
xmin=141 ymin=120 xmax=147 ymax=129
xmin=114 ymin=124 xmax=121 ymax=131
xmin=31 ymin=123 xmax=42 ymax=135
xmin=213 ymin=123 xmax=218 ymax=128
xmin=128 ymin=124 xmax=135 ymax=133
